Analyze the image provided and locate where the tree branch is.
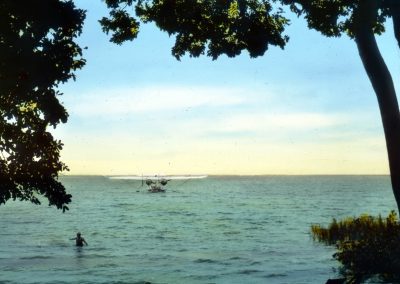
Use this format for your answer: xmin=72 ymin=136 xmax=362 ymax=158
xmin=391 ymin=1 xmax=400 ymax=48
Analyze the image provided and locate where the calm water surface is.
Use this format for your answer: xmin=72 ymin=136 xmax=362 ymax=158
xmin=0 ymin=176 xmax=396 ymax=284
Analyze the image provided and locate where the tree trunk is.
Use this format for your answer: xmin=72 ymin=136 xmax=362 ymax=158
xmin=354 ymin=0 xmax=400 ymax=213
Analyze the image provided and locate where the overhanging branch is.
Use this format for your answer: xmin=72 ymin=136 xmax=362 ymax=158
xmin=390 ymin=1 xmax=400 ymax=48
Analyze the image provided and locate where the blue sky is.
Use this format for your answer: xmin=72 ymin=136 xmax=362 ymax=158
xmin=56 ymin=1 xmax=400 ymax=175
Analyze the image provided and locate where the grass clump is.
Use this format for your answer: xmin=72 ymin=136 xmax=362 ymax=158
xmin=311 ymin=211 xmax=400 ymax=283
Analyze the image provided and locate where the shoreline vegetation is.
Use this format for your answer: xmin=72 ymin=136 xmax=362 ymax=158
xmin=312 ymin=211 xmax=400 ymax=283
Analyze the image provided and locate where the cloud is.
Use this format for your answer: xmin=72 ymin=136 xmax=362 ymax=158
xmin=68 ymin=85 xmax=247 ymax=116
xmin=217 ymin=113 xmax=344 ymax=132
xmin=172 ymin=112 xmax=347 ymax=137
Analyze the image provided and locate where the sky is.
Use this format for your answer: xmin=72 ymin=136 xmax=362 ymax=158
xmin=55 ymin=1 xmax=400 ymax=176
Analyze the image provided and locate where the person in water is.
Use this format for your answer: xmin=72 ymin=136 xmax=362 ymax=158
xmin=71 ymin=232 xmax=88 ymax=247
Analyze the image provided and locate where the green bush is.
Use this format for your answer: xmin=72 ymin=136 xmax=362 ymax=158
xmin=311 ymin=211 xmax=400 ymax=283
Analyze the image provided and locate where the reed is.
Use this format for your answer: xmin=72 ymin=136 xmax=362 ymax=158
xmin=311 ymin=211 xmax=400 ymax=283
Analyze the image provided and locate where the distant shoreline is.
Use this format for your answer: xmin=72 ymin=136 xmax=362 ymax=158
xmin=59 ymin=174 xmax=390 ymax=177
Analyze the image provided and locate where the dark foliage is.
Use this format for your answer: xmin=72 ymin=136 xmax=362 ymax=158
xmin=312 ymin=211 xmax=400 ymax=283
xmin=282 ymin=0 xmax=390 ymax=37
xmin=0 ymin=0 xmax=86 ymax=211
xmin=100 ymin=0 xmax=396 ymax=59
xmin=101 ymin=0 xmax=290 ymax=59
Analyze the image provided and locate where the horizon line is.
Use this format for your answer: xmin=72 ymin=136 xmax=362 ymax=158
xmin=59 ymin=174 xmax=391 ymax=177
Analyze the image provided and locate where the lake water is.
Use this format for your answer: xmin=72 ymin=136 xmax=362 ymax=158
xmin=0 ymin=176 xmax=396 ymax=284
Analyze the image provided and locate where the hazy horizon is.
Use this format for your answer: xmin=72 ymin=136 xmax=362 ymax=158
xmin=60 ymin=173 xmax=391 ymax=177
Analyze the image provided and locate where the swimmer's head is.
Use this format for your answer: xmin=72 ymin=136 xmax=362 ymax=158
xmin=77 ymin=232 xmax=81 ymax=236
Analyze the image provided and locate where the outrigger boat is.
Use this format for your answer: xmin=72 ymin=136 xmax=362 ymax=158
xmin=145 ymin=178 xmax=169 ymax=193
xmin=108 ymin=175 xmax=208 ymax=192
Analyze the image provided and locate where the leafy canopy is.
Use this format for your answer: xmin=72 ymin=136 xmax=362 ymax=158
xmin=100 ymin=0 xmax=289 ymax=59
xmin=0 ymin=0 xmax=85 ymax=211
xmin=100 ymin=0 xmax=395 ymax=59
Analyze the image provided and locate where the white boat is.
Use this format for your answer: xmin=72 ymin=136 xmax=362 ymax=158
xmin=108 ymin=175 xmax=207 ymax=193
xmin=109 ymin=175 xmax=207 ymax=180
